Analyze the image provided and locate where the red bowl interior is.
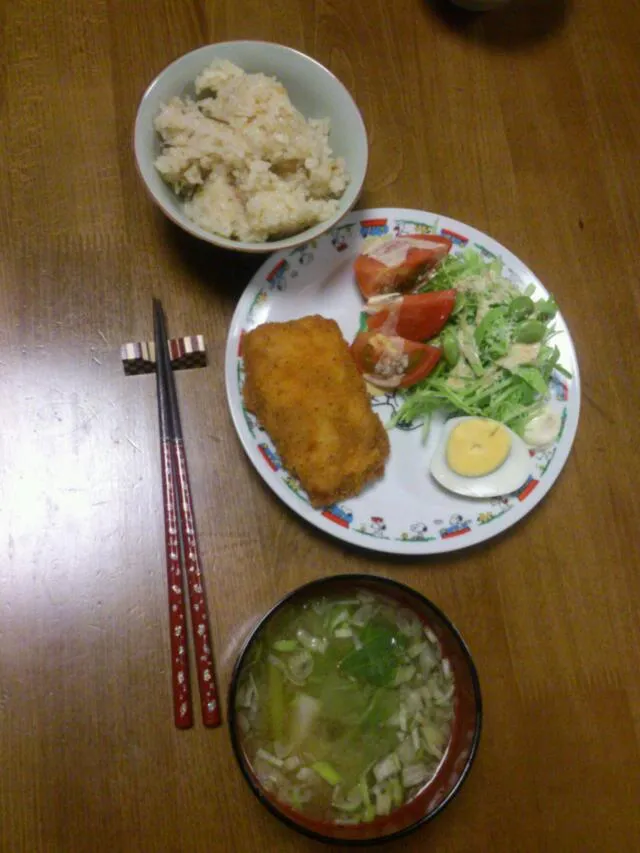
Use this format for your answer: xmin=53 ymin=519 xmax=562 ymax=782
xmin=228 ymin=574 xmax=482 ymax=845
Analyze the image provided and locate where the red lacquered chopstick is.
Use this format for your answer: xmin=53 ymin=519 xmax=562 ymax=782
xmin=153 ymin=299 xmax=221 ymax=728
xmin=154 ymin=304 xmax=193 ymax=728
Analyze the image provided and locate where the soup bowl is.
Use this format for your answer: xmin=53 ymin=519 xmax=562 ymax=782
xmin=228 ymin=574 xmax=482 ymax=845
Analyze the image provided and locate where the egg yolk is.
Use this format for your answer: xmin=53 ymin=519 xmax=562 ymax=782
xmin=446 ymin=418 xmax=511 ymax=477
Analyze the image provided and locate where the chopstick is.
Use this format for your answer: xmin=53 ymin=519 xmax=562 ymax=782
xmin=154 ymin=301 xmax=193 ymax=728
xmin=153 ymin=298 xmax=221 ymax=728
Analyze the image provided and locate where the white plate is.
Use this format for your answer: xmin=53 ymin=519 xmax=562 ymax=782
xmin=224 ymin=208 xmax=581 ymax=555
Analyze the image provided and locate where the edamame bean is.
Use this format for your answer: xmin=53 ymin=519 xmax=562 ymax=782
xmin=535 ymin=299 xmax=557 ymax=320
xmin=515 ymin=319 xmax=546 ymax=343
xmin=507 ymin=295 xmax=534 ymax=320
xmin=442 ymin=330 xmax=460 ymax=366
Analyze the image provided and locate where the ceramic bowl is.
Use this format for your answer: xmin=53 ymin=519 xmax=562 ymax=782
xmin=134 ymin=41 xmax=368 ymax=254
xmin=228 ymin=574 xmax=482 ymax=845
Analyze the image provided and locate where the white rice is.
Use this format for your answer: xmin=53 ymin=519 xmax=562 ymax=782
xmin=153 ymin=59 xmax=350 ymax=242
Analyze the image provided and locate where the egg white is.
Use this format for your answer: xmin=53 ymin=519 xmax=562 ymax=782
xmin=430 ymin=416 xmax=535 ymax=499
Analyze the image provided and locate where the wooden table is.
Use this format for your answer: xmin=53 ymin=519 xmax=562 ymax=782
xmin=1 ymin=0 xmax=639 ymax=850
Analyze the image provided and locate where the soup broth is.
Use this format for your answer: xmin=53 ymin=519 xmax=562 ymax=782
xmin=234 ymin=588 xmax=455 ymax=824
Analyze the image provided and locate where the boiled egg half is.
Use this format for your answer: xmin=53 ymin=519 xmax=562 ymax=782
xmin=430 ymin=416 xmax=534 ymax=499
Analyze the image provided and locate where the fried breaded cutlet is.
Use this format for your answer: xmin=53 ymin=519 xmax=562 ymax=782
xmin=242 ymin=315 xmax=390 ymax=508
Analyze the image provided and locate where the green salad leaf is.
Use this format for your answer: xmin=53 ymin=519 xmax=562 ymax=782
xmin=340 ymin=620 xmax=407 ymax=687
xmin=391 ymin=249 xmax=571 ymax=438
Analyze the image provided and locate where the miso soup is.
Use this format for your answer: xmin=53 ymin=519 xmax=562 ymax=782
xmin=234 ymin=588 xmax=455 ymax=825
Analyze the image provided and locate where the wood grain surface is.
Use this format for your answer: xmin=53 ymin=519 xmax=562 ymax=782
xmin=1 ymin=0 xmax=639 ymax=851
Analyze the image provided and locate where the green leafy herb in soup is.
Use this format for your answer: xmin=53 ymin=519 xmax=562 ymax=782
xmin=234 ymin=589 xmax=455 ymax=825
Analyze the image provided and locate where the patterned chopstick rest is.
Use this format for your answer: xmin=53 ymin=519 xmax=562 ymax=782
xmin=121 ymin=335 xmax=207 ymax=375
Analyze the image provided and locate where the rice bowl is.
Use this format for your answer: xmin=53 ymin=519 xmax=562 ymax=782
xmin=134 ymin=42 xmax=368 ymax=254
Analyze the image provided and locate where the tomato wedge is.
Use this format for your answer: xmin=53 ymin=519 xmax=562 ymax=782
xmin=365 ymin=290 xmax=457 ymax=342
xmin=351 ymin=331 xmax=442 ymax=389
xmin=354 ymin=234 xmax=452 ymax=299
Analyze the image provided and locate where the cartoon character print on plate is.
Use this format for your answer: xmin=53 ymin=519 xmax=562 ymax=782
xmin=356 ymin=515 xmax=390 ymax=539
xmin=330 ymin=223 xmax=355 ymax=252
xmin=289 ymin=241 xmax=317 ymax=267
xmin=243 ymin=405 xmax=258 ymax=438
xmin=472 ymin=242 xmax=498 ymax=264
xmin=438 ymin=514 xmax=473 ymax=540
xmin=439 ymin=226 xmax=469 ymax=247
xmin=477 ymin=496 xmax=513 ymax=526
xmin=266 ymin=258 xmax=296 ymax=292
xmin=245 ymin=289 xmax=270 ymax=331
xmin=550 ymin=375 xmax=569 ymax=401
xmin=400 ymin=522 xmax=436 ymax=542
xmin=393 ymin=219 xmax=436 ymax=238
xmin=534 ymin=446 xmax=557 ymax=477
xmin=239 ymin=360 xmax=263 ymax=439
xmin=359 ymin=217 xmax=389 ymax=239
xmin=282 ymin=472 xmax=310 ymax=504
xmin=321 ymin=504 xmax=353 ymax=529
xmin=511 ymin=475 xmax=539 ymax=502
xmin=257 ymin=442 xmax=282 ymax=472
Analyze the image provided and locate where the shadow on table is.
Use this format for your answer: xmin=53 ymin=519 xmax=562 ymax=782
xmin=425 ymin=0 xmax=571 ymax=50
xmin=162 ymin=217 xmax=267 ymax=306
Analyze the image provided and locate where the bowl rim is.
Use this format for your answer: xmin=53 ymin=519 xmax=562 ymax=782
xmin=133 ymin=40 xmax=369 ymax=254
xmin=227 ymin=572 xmax=483 ymax=846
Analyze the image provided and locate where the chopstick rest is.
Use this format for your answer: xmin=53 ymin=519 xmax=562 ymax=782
xmin=121 ymin=335 xmax=207 ymax=376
